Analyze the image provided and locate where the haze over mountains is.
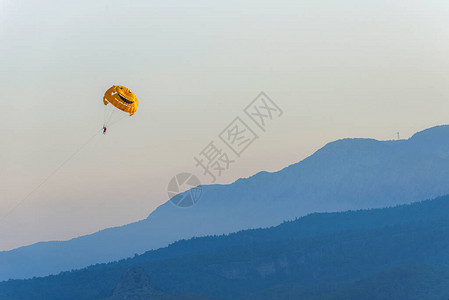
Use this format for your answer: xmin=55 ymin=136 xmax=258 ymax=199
xmin=2 ymin=125 xmax=449 ymax=281
xmin=2 ymin=194 xmax=449 ymax=299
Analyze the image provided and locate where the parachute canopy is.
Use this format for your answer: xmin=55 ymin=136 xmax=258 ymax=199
xmin=103 ymin=85 xmax=139 ymax=116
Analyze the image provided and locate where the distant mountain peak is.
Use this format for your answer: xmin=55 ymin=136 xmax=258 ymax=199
xmin=409 ymin=124 xmax=449 ymax=141
xmin=3 ymin=124 xmax=449 ymax=282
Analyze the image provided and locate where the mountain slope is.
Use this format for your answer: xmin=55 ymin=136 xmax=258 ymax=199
xmin=244 ymin=265 xmax=449 ymax=300
xmin=2 ymin=125 xmax=449 ymax=281
xmin=1 ymin=195 xmax=449 ymax=299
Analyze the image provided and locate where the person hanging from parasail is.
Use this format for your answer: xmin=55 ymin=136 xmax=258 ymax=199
xmin=102 ymin=85 xmax=139 ymax=134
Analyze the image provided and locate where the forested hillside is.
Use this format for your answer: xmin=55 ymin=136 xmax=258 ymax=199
xmin=1 ymin=195 xmax=449 ymax=299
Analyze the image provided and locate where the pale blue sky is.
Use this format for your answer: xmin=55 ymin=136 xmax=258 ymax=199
xmin=1 ymin=0 xmax=449 ymax=250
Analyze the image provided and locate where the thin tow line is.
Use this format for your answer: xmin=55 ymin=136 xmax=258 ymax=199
xmin=0 ymin=129 xmax=101 ymax=223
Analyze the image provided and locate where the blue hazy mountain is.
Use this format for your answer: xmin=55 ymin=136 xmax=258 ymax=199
xmin=2 ymin=125 xmax=449 ymax=281
xmin=2 ymin=195 xmax=449 ymax=299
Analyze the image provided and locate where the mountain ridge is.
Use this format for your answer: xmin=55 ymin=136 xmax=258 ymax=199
xmin=2 ymin=194 xmax=449 ymax=299
xmin=2 ymin=124 xmax=449 ymax=281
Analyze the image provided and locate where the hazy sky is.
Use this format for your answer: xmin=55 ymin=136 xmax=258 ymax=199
xmin=1 ymin=0 xmax=449 ymax=251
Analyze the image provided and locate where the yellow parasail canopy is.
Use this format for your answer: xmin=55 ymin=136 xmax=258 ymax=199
xmin=103 ymin=85 xmax=139 ymax=116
